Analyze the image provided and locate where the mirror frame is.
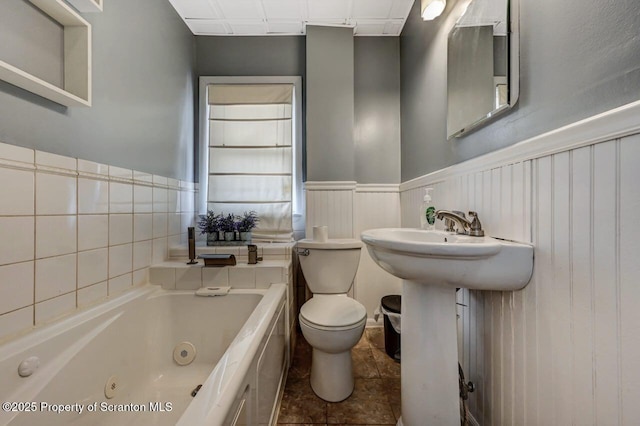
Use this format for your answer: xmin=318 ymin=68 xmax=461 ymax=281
xmin=447 ymin=0 xmax=519 ymax=138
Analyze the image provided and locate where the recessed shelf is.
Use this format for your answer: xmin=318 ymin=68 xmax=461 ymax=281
xmin=66 ymin=0 xmax=103 ymax=13
xmin=0 ymin=0 xmax=91 ymax=107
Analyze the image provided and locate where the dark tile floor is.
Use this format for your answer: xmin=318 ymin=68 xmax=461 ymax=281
xmin=277 ymin=328 xmax=401 ymax=426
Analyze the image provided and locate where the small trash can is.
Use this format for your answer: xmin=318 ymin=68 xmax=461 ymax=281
xmin=381 ymin=295 xmax=401 ymax=362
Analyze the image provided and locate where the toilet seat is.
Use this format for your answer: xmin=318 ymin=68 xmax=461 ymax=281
xmin=300 ymin=295 xmax=367 ymax=331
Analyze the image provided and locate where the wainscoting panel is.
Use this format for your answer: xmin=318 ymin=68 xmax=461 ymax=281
xmin=354 ymin=186 xmax=402 ymax=318
xmin=399 ymin=114 xmax=640 ymax=424
xmin=304 ymin=182 xmax=356 ymax=239
xmin=304 ymin=182 xmax=402 ymax=320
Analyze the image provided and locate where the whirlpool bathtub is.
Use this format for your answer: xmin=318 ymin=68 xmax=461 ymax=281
xmin=0 ymin=283 xmax=288 ymax=426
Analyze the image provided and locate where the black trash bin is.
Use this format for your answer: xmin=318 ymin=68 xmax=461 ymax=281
xmin=381 ymin=295 xmax=401 ymax=362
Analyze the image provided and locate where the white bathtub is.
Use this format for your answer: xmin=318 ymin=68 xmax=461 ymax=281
xmin=0 ymin=283 xmax=288 ymax=426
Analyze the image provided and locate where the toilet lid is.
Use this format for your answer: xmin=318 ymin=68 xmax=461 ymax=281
xmin=300 ymin=296 xmax=367 ymax=328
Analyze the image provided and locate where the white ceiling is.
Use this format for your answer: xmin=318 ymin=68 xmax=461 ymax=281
xmin=167 ymin=0 xmax=416 ymax=36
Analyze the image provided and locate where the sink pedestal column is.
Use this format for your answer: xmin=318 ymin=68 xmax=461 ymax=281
xmin=402 ymin=280 xmax=459 ymax=426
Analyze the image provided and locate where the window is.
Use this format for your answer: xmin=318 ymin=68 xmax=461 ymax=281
xmin=198 ymin=77 xmax=303 ymax=242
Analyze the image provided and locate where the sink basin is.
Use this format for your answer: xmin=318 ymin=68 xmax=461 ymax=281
xmin=361 ymin=228 xmax=534 ymax=425
xmin=361 ymin=228 xmax=533 ymax=290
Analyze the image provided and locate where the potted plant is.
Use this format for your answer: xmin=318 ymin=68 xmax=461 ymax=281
xmin=197 ymin=210 xmax=220 ymax=246
xmin=219 ymin=213 xmax=237 ymax=241
xmin=237 ymin=211 xmax=259 ymax=241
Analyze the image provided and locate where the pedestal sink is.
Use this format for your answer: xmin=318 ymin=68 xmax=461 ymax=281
xmin=361 ymin=228 xmax=533 ymax=426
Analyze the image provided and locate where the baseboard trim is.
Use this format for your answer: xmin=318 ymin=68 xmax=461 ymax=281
xmin=366 ymin=317 xmax=383 ymax=328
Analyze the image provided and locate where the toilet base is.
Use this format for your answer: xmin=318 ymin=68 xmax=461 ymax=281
xmin=310 ymin=348 xmax=354 ymax=402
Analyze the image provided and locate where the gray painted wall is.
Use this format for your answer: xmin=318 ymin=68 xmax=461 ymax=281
xmin=0 ymin=1 xmax=64 ymax=87
xmin=196 ymin=36 xmax=305 ymax=77
xmin=0 ymin=0 xmax=195 ymax=180
xmin=354 ymin=37 xmax=401 ymax=184
xmin=306 ymin=26 xmax=355 ymax=182
xmin=195 ymin=35 xmax=306 ymax=181
xmin=196 ymin=33 xmax=401 ymax=184
xmin=401 ymin=0 xmax=640 ymax=181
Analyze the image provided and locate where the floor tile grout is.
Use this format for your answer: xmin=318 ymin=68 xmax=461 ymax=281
xmin=277 ymin=328 xmax=400 ymax=425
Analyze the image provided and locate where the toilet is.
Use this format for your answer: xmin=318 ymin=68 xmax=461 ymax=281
xmin=297 ymin=238 xmax=367 ymax=402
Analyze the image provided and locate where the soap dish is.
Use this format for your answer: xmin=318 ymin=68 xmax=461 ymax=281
xmin=198 ymin=254 xmax=236 ymax=267
xmin=196 ymin=286 xmax=231 ymax=296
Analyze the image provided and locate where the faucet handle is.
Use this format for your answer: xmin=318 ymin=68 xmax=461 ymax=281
xmin=467 ymin=211 xmax=485 ymax=237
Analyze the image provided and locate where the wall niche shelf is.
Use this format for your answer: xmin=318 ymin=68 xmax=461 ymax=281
xmin=0 ymin=0 xmax=91 ymax=107
xmin=67 ymin=0 xmax=103 ymax=13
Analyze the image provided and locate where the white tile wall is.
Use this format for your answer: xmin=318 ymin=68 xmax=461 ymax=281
xmin=108 ymin=244 xmax=133 ymax=278
xmin=35 ymin=254 xmax=76 ymax=301
xmin=109 ymin=273 xmax=132 ymax=296
xmin=133 ymin=214 xmax=153 ymax=242
xmin=36 ymin=216 xmax=77 ymax=258
xmin=36 ymin=173 xmax=76 ymax=215
xmin=149 ymin=267 xmax=176 ymax=290
xmin=0 ymin=217 xmax=34 ymax=265
xmin=78 ymin=215 xmax=109 ymax=251
xmin=202 ymin=267 xmax=229 ymax=286
xmin=109 ymin=214 xmax=133 ymax=245
xmin=0 ymin=262 xmax=34 ymax=313
xmin=78 ymin=248 xmax=108 ymax=288
xmin=133 ymin=241 xmax=153 ymax=271
xmin=175 ymin=267 xmax=202 ymax=290
xmin=109 ymin=183 xmax=133 ymax=213
xmin=133 ymin=185 xmax=153 ymax=213
xmin=0 ymin=168 xmax=34 ymax=215
xmin=150 ymin=260 xmax=290 ymax=290
xmin=0 ymin=141 xmax=197 ymax=341
xmin=78 ymin=179 xmax=109 ymax=214
xmin=35 ymin=293 xmax=76 ymax=325
xmin=77 ymin=281 xmax=107 ymax=307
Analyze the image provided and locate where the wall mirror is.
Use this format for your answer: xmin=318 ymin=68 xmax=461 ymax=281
xmin=447 ymin=0 xmax=519 ymax=138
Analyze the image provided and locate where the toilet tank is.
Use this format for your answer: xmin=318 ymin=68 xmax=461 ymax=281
xmin=297 ymin=239 xmax=363 ymax=294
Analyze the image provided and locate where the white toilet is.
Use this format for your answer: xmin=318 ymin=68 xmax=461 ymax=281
xmin=297 ymin=238 xmax=367 ymax=402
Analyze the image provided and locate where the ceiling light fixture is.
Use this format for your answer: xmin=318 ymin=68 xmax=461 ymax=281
xmin=421 ymin=0 xmax=446 ymax=20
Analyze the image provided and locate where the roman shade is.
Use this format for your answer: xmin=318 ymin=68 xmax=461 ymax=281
xmin=207 ymin=83 xmax=294 ymax=241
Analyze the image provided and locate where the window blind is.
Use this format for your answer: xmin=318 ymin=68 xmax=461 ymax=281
xmin=207 ymin=84 xmax=294 ymax=241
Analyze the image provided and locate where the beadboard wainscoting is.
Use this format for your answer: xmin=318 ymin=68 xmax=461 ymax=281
xmin=304 ymin=182 xmax=402 ymax=321
xmin=0 ymin=141 xmax=197 ymax=342
xmin=399 ymin=100 xmax=640 ymax=425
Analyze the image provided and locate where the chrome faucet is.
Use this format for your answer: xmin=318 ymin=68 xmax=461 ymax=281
xmin=435 ymin=210 xmax=485 ymax=237
xmin=444 ymin=211 xmax=466 ymax=233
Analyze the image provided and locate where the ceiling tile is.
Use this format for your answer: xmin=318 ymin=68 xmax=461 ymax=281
xmin=229 ymin=22 xmax=268 ymax=34
xmin=168 ymin=0 xmax=219 ymax=19
xmin=389 ymin=0 xmax=414 ymax=19
xmin=217 ymin=0 xmax=264 ymax=19
xmin=307 ymin=0 xmax=350 ymax=20
xmin=352 ymin=0 xmax=394 ymax=19
xmin=262 ymin=0 xmax=303 ymax=20
xmin=169 ymin=0 xmax=415 ymax=36
xmin=186 ymin=19 xmax=228 ymax=34
xmin=267 ymin=21 xmax=304 ymax=34
xmin=383 ymin=20 xmax=404 ymax=35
